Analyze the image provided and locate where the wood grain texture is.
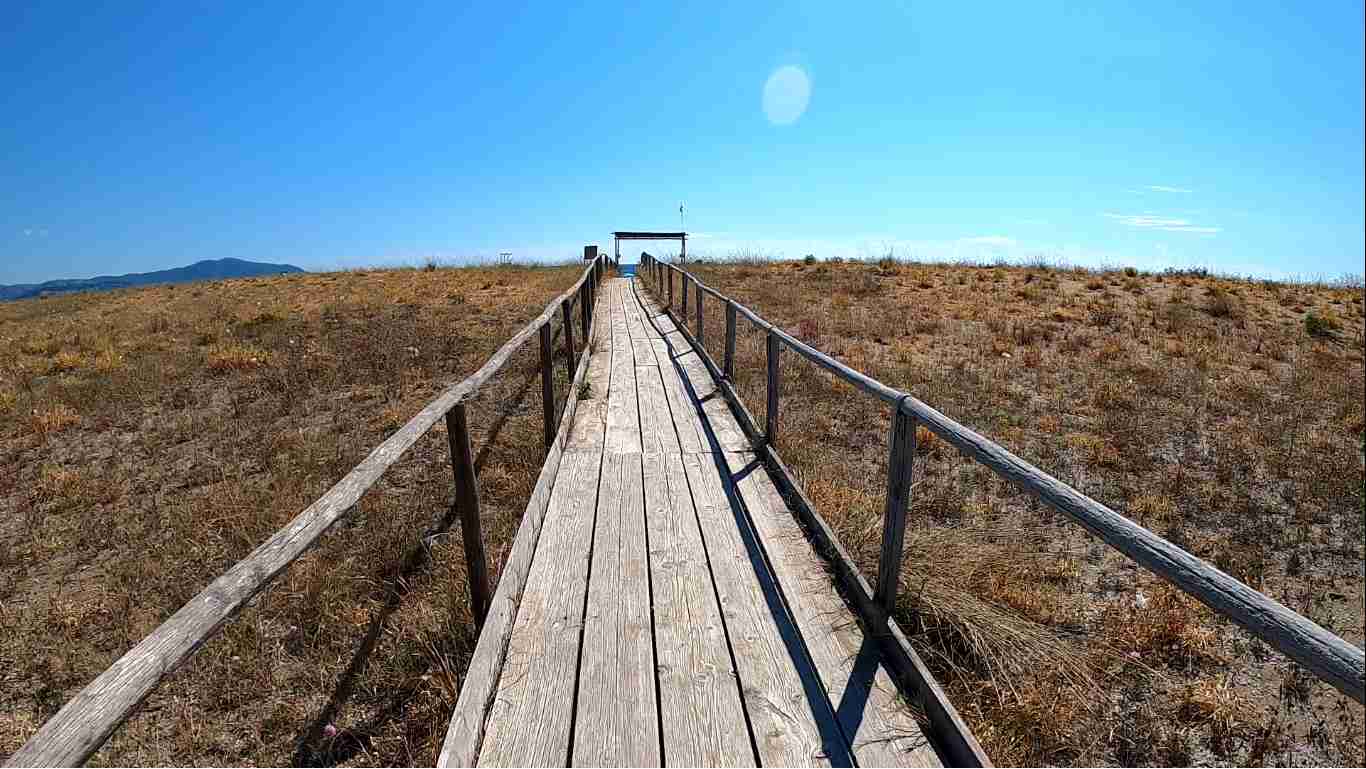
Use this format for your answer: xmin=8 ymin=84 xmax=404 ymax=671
xmin=876 ymin=405 xmax=915 ymax=615
xmin=647 ymin=339 xmax=707 ymax=454
xmin=477 ymin=450 xmax=603 ymax=768
xmin=439 ymin=267 xmax=606 ymax=768
xmin=721 ymin=451 xmax=942 ymax=768
xmin=539 ymin=321 xmax=556 ymax=453
xmin=635 ymin=359 xmax=682 ymax=457
xmin=448 ymin=404 xmax=491 ymax=625
xmin=643 ymin=452 xmax=754 ymax=767
xmin=680 ymin=452 xmax=842 ymax=767
xmin=639 ymin=303 xmax=752 ymax=454
xmin=673 ymin=343 xmax=751 ymax=454
xmin=573 ymin=453 xmax=660 ymax=767
xmin=565 ymin=279 xmax=616 ymax=453
xmin=604 ymin=286 xmax=642 ymax=455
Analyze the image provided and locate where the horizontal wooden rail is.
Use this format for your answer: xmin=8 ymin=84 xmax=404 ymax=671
xmin=898 ymin=393 xmax=1366 ymax=704
xmin=639 ymin=254 xmax=1365 ymax=706
xmin=9 ymin=256 xmax=608 ymax=768
xmin=437 ymin=282 xmax=602 ymax=767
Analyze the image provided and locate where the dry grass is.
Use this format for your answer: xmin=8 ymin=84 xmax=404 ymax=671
xmin=661 ymin=256 xmax=1365 ymax=766
xmin=0 ymin=262 xmax=585 ymax=765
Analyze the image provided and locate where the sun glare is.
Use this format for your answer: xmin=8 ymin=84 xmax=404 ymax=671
xmin=763 ymin=65 xmax=810 ymax=125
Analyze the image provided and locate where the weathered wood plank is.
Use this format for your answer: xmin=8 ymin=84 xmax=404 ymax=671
xmin=447 ymin=404 xmax=491 ymax=625
xmin=565 ymin=278 xmax=616 ymax=453
xmin=876 ymin=405 xmax=915 ymax=614
xmin=721 ymin=451 xmax=942 ymax=768
xmin=539 ymin=322 xmax=555 ymax=453
xmin=439 ymin=284 xmax=605 ymax=767
xmin=608 ymin=277 xmax=631 ymax=342
xmin=681 ymin=452 xmax=844 ymax=767
xmin=635 ymin=361 xmax=682 ymax=457
xmin=477 ymin=450 xmax=603 ymax=768
xmin=621 ymin=276 xmax=652 ymax=340
xmin=643 ymin=452 xmax=754 ymax=767
xmin=669 ymin=343 xmax=750 ymax=453
xmin=605 ymin=297 xmax=642 ymax=454
xmin=573 ymin=453 xmax=660 ymax=766
xmin=648 ymin=339 xmax=707 ymax=454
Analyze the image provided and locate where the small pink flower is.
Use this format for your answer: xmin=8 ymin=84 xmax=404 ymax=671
xmin=323 ymin=724 xmax=338 ymax=738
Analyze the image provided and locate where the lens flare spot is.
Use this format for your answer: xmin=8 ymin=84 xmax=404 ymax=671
xmin=763 ymin=65 xmax=810 ymax=126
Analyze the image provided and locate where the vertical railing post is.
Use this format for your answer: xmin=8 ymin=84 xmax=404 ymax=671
xmin=539 ymin=321 xmax=555 ymax=455
xmin=681 ymin=270 xmax=688 ymax=316
xmin=668 ymin=267 xmax=674 ymax=307
xmin=695 ymin=280 xmax=704 ymax=349
xmin=446 ymin=403 xmax=491 ymax=625
xmin=765 ymin=330 xmax=780 ymax=445
xmin=876 ymin=401 xmax=916 ymax=617
xmin=580 ymin=280 xmax=591 ymax=343
xmin=562 ymin=296 xmax=576 ymax=374
xmin=724 ymin=302 xmax=737 ymax=380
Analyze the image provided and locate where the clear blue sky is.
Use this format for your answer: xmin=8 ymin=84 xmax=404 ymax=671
xmin=3 ymin=1 xmax=1363 ymax=283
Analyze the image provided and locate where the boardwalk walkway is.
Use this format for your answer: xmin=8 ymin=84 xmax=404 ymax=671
xmin=475 ymin=278 xmax=941 ymax=767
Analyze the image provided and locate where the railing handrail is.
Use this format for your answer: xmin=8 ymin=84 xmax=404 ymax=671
xmin=8 ymin=255 xmax=609 ymax=768
xmin=642 ymin=254 xmax=1365 ymax=705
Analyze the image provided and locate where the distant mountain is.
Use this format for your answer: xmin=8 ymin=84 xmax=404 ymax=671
xmin=0 ymin=258 xmax=306 ymax=302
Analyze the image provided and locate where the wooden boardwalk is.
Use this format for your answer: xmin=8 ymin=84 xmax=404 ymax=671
xmin=475 ymin=278 xmax=941 ymax=767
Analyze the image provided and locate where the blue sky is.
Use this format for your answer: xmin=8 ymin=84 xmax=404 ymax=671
xmin=3 ymin=1 xmax=1362 ymax=283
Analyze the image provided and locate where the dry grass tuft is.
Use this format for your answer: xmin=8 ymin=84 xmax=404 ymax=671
xmin=30 ymin=403 xmax=81 ymax=435
xmin=204 ymin=342 xmax=272 ymax=373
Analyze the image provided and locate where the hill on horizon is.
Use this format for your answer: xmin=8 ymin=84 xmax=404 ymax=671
xmin=0 ymin=257 xmax=305 ymax=302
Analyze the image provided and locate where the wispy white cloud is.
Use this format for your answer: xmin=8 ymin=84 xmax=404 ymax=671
xmin=1144 ymin=185 xmax=1193 ymax=193
xmin=1103 ymin=213 xmax=1220 ymax=234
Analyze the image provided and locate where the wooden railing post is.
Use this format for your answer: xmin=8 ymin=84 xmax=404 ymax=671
xmin=876 ymin=402 xmax=916 ymax=616
xmin=695 ymin=280 xmax=704 ymax=349
xmin=539 ymin=322 xmax=555 ymax=454
xmin=681 ymin=270 xmax=688 ymax=315
xmin=580 ymin=281 xmax=591 ymax=342
xmin=446 ymin=403 xmax=491 ymax=625
xmin=668 ymin=267 xmax=674 ymax=306
xmin=562 ymin=297 xmax=576 ymax=374
xmin=724 ymin=302 xmax=737 ymax=380
xmin=765 ymin=330 xmax=780 ymax=445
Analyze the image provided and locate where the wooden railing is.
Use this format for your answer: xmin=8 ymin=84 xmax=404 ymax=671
xmin=640 ymin=253 xmax=1366 ymax=708
xmin=8 ymin=255 xmax=610 ymax=768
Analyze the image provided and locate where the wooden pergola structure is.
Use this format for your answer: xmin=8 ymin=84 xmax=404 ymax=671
xmin=612 ymin=231 xmax=686 ymax=264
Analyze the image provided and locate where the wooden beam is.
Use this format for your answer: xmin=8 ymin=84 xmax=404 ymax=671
xmin=765 ymin=330 xmax=780 ymax=446
xmin=539 ymin=321 xmax=555 ymax=455
xmin=694 ymin=278 xmax=704 ymax=349
xmin=446 ymin=403 xmax=491 ymax=625
xmin=875 ymin=404 xmax=915 ymax=615
xmin=724 ymin=302 xmax=736 ymax=380
xmin=562 ymin=297 xmax=577 ymax=373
